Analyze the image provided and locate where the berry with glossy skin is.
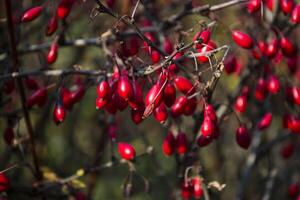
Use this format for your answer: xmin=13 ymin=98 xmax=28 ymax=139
xmin=204 ymin=104 xmax=217 ymax=122
xmin=267 ymin=75 xmax=280 ymax=94
xmin=53 ymin=102 xmax=66 ymax=125
xmin=131 ymin=106 xmax=144 ymax=124
xmin=97 ymin=79 xmax=111 ymax=99
xmin=200 ymin=117 xmax=215 ymax=138
xmin=0 ymin=173 xmax=9 ymax=192
xmin=70 ymin=84 xmax=86 ymax=104
xmin=57 ymin=0 xmax=75 ymax=20
xmin=266 ymin=39 xmax=279 ymax=58
xmin=283 ymin=114 xmax=300 ymax=133
xmin=154 ymin=103 xmax=168 ymax=123
xmin=27 ymin=88 xmax=48 ymax=108
xmin=96 ymin=97 xmax=108 ymax=109
xmin=280 ymin=0 xmax=294 ymax=14
xmin=4 ymin=127 xmax=14 ymax=145
xmin=255 ymin=78 xmax=268 ymax=101
xmin=21 ymin=6 xmax=43 ymax=22
xmin=288 ymin=183 xmax=299 ymax=198
xmin=197 ymin=134 xmax=213 ymax=147
xmin=128 ymin=80 xmax=144 ymax=110
xmin=118 ymin=142 xmax=136 ymax=161
xmin=247 ymin=0 xmax=261 ymax=14
xmin=174 ymin=76 xmax=195 ymax=95
xmin=280 ymin=37 xmax=297 ymax=57
xmin=162 ymin=132 xmax=176 ymax=156
xmin=144 ymin=83 xmax=163 ymax=109
xmin=61 ymin=87 xmax=73 ymax=110
xmin=235 ymin=95 xmax=248 ymax=113
xmin=197 ymin=40 xmax=217 ymax=62
xmin=193 ymin=29 xmax=211 ymax=48
xmin=181 ymin=181 xmax=192 ymax=200
xmin=46 ymin=16 xmax=58 ymax=36
xmin=192 ymin=176 xmax=203 ymax=199
xmin=286 ymin=86 xmax=300 ymax=106
xmin=163 ymin=82 xmax=176 ymax=107
xmin=171 ymin=96 xmax=188 ymax=118
xmin=163 ymin=38 xmax=174 ymax=55
xmin=232 ymin=30 xmax=254 ymax=49
xmin=184 ymin=97 xmax=198 ymax=116
xmin=176 ymin=132 xmax=188 ymax=154
xmin=117 ymin=75 xmax=133 ymax=101
xmin=224 ymin=55 xmax=238 ymax=74
xmin=291 ymin=4 xmax=300 ymax=24
xmin=236 ymin=124 xmax=251 ymax=149
xmin=257 ymin=112 xmax=273 ymax=130
xmin=47 ymin=42 xmax=58 ymax=64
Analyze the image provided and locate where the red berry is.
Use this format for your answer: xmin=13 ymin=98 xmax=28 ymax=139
xmin=27 ymin=88 xmax=48 ymax=108
xmin=53 ymin=103 xmax=66 ymax=125
xmin=266 ymin=39 xmax=279 ymax=58
xmin=97 ymin=79 xmax=111 ymax=99
xmin=184 ymin=97 xmax=198 ymax=116
xmin=288 ymin=183 xmax=299 ymax=198
xmin=171 ymin=96 xmax=188 ymax=118
xmin=193 ymin=29 xmax=211 ymax=48
xmin=21 ymin=6 xmax=43 ymax=22
xmin=128 ymin=80 xmax=144 ymax=110
xmin=46 ymin=16 xmax=58 ymax=36
xmin=286 ymin=86 xmax=300 ymax=106
xmin=197 ymin=40 xmax=217 ymax=62
xmin=181 ymin=181 xmax=192 ymax=200
xmin=257 ymin=112 xmax=273 ymax=130
xmin=231 ymin=30 xmax=254 ymax=49
xmin=267 ymin=75 xmax=280 ymax=94
xmin=129 ymin=37 xmax=139 ymax=56
xmin=265 ymin=0 xmax=274 ymax=11
xmin=192 ymin=176 xmax=203 ymax=199
xmin=162 ymin=132 xmax=176 ymax=156
xmin=280 ymin=0 xmax=295 ymax=15
xmin=151 ymin=50 xmax=161 ymax=64
xmin=174 ymin=76 xmax=195 ymax=95
xmin=197 ymin=135 xmax=213 ymax=147
xmin=291 ymin=4 xmax=300 ymax=24
xmin=131 ymin=107 xmax=144 ymax=124
xmin=61 ymin=87 xmax=73 ymax=110
xmin=224 ymin=55 xmax=238 ymax=74
xmin=117 ymin=76 xmax=133 ymax=101
xmin=283 ymin=114 xmax=300 ymax=133
xmin=163 ymin=82 xmax=176 ymax=107
xmin=204 ymin=104 xmax=217 ymax=123
xmin=70 ymin=84 xmax=86 ymax=104
xmin=176 ymin=132 xmax=188 ymax=154
xmin=0 ymin=173 xmax=10 ymax=192
xmin=118 ymin=142 xmax=136 ymax=161
xmin=96 ymin=97 xmax=108 ymax=109
xmin=281 ymin=142 xmax=294 ymax=159
xmin=200 ymin=117 xmax=215 ymax=138
xmin=236 ymin=125 xmax=251 ymax=149
xmin=280 ymin=37 xmax=297 ymax=57
xmin=255 ymin=78 xmax=268 ymax=101
xmin=145 ymin=83 xmax=164 ymax=110
xmin=3 ymin=127 xmax=14 ymax=146
xmin=114 ymin=93 xmax=128 ymax=111
xmin=47 ymin=42 xmax=58 ymax=64
xmin=106 ymin=0 xmax=115 ymax=9
xmin=247 ymin=0 xmax=261 ymax=14
xmin=154 ymin=103 xmax=168 ymax=123
xmin=57 ymin=0 xmax=75 ymax=20
xmin=235 ymin=95 xmax=248 ymax=113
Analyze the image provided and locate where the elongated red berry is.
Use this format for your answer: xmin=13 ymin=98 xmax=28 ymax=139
xmin=154 ymin=103 xmax=168 ymax=123
xmin=128 ymin=80 xmax=144 ymax=110
xmin=204 ymin=104 xmax=217 ymax=122
xmin=118 ymin=142 xmax=136 ymax=161
xmin=235 ymin=95 xmax=247 ymax=113
xmin=280 ymin=0 xmax=295 ymax=14
xmin=46 ymin=16 xmax=58 ymax=36
xmin=255 ymin=78 xmax=268 ymax=101
xmin=286 ymin=86 xmax=300 ymax=105
xmin=0 ymin=173 xmax=10 ymax=192
xmin=193 ymin=29 xmax=211 ymax=48
xmin=47 ymin=42 xmax=58 ymax=64
xmin=247 ymin=0 xmax=261 ymax=14
xmin=232 ymin=30 xmax=254 ymax=49
xmin=176 ymin=132 xmax=188 ymax=154
xmin=114 ymin=93 xmax=128 ymax=111
xmin=97 ymin=79 xmax=111 ymax=99
xmin=4 ymin=127 xmax=14 ymax=145
xmin=151 ymin=50 xmax=161 ymax=64
xmin=197 ymin=134 xmax=213 ymax=147
xmin=283 ymin=114 xmax=300 ymax=133
xmin=184 ymin=97 xmax=197 ymax=116
xmin=236 ymin=125 xmax=251 ymax=149
xmin=174 ymin=76 xmax=195 ymax=95
xmin=57 ymin=0 xmax=75 ymax=20
xmin=200 ymin=117 xmax=215 ymax=138
xmin=145 ymin=83 xmax=163 ymax=109
xmin=291 ymin=4 xmax=300 ymax=24
xmin=288 ymin=183 xmax=299 ymax=198
xmin=267 ymin=75 xmax=280 ymax=94
xmin=181 ymin=181 xmax=193 ymax=200
xmin=163 ymin=82 xmax=176 ymax=107
xmin=70 ymin=84 xmax=85 ymax=104
xmin=131 ymin=106 xmax=144 ymax=124
xmin=53 ymin=102 xmax=66 ymax=125
xmin=266 ymin=39 xmax=279 ymax=58
xmin=224 ymin=55 xmax=238 ymax=74
xmin=21 ymin=6 xmax=43 ymax=22
xmin=257 ymin=112 xmax=273 ymax=130
xmin=197 ymin=40 xmax=217 ymax=62
xmin=280 ymin=37 xmax=297 ymax=57
xmin=162 ymin=132 xmax=176 ymax=156
xmin=96 ymin=97 xmax=107 ymax=109
xmin=171 ymin=96 xmax=188 ymax=118
xmin=192 ymin=176 xmax=203 ymax=199
xmin=27 ymin=88 xmax=47 ymax=108
xmin=118 ymin=75 xmax=133 ymax=101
